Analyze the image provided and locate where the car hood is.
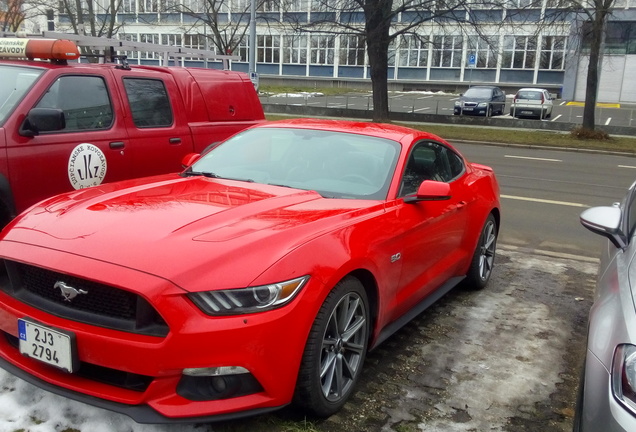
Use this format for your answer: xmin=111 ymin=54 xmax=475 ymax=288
xmin=460 ymin=95 xmax=491 ymax=103
xmin=3 ymin=174 xmax=383 ymax=291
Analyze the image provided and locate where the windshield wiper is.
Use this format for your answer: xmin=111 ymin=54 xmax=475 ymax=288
xmin=182 ymin=170 xmax=220 ymax=178
xmin=183 ymin=170 xmax=256 ymax=183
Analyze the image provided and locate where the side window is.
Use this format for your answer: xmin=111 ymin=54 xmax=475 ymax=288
xmin=399 ymin=141 xmax=465 ymax=197
xmin=123 ymin=78 xmax=173 ymax=128
xmin=35 ymin=75 xmax=113 ymax=131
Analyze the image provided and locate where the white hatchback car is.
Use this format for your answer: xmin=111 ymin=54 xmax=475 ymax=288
xmin=510 ymin=88 xmax=554 ymax=119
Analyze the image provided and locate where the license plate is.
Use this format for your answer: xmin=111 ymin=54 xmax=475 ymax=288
xmin=521 ymin=111 xmax=533 ymax=115
xmin=18 ymin=318 xmax=77 ymax=373
xmin=463 ymin=107 xmax=473 ymax=111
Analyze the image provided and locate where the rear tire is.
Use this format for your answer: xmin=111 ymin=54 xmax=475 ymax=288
xmin=293 ymin=277 xmax=370 ymax=417
xmin=464 ymin=214 xmax=497 ymax=289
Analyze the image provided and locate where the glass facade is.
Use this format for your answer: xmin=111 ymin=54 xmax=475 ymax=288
xmin=52 ymin=0 xmax=635 ymax=87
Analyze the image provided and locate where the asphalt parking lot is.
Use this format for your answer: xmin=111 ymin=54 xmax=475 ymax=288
xmin=311 ymin=246 xmax=597 ymax=432
xmin=0 ymin=245 xmax=597 ymax=432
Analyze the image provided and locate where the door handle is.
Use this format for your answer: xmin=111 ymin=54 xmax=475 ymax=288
xmin=109 ymin=141 xmax=125 ymax=149
xmin=169 ymin=138 xmax=182 ymax=144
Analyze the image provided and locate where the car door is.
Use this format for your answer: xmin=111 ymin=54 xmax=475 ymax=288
xmin=384 ymin=140 xmax=472 ymax=321
xmin=495 ymin=88 xmax=505 ymax=113
xmin=4 ymin=70 xmax=131 ymax=213
xmin=113 ymin=69 xmax=195 ymax=178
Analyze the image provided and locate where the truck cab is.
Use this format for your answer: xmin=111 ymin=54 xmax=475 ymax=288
xmin=0 ymin=35 xmax=265 ymax=226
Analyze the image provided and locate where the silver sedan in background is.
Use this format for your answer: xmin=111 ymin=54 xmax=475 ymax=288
xmin=577 ymin=180 xmax=636 ymax=431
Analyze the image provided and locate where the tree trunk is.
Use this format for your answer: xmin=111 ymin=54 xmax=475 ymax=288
xmin=365 ymin=0 xmax=392 ymax=122
xmin=582 ymin=9 xmax=606 ymax=131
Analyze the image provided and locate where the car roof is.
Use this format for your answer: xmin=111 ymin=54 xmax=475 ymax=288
xmin=256 ymin=118 xmax=446 ymax=143
xmin=516 ymin=87 xmax=548 ymax=92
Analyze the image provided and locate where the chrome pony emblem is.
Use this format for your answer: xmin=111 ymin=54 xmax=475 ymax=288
xmin=54 ymin=281 xmax=88 ymax=302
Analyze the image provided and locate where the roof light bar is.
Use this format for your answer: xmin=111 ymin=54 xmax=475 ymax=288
xmin=0 ymin=38 xmax=80 ymax=61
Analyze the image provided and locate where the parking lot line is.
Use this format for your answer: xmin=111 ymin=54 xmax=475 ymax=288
xmin=501 ymin=194 xmax=586 ymax=207
xmin=504 ymin=155 xmax=562 ymax=162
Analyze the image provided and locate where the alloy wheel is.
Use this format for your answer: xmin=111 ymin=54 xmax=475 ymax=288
xmin=319 ymin=292 xmax=367 ymax=401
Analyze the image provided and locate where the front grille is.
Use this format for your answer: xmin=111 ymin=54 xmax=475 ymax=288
xmin=1 ymin=261 xmax=168 ymax=337
xmin=3 ymin=332 xmax=153 ymax=392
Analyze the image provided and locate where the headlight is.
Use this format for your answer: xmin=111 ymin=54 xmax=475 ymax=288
xmin=454 ymin=101 xmax=461 ymax=107
xmin=478 ymin=102 xmax=488 ymax=107
xmin=188 ymin=276 xmax=309 ymax=316
xmin=612 ymin=344 xmax=636 ymax=414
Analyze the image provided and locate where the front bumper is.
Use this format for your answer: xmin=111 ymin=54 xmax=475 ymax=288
xmin=0 ymin=243 xmax=321 ymax=422
xmin=453 ymin=106 xmax=488 ymax=116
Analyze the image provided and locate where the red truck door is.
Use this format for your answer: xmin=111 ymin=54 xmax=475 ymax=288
xmin=113 ymin=68 xmax=195 ymax=178
xmin=5 ymin=69 xmax=131 ymax=214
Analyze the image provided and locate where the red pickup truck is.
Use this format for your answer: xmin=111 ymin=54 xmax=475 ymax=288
xmin=0 ymin=37 xmax=265 ymax=226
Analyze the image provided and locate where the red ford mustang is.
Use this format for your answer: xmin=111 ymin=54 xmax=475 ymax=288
xmin=0 ymin=119 xmax=500 ymax=423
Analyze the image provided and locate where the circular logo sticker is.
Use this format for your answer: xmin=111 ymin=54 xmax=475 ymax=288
xmin=68 ymin=143 xmax=108 ymax=190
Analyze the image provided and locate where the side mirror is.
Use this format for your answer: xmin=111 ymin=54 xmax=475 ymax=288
xmin=19 ymin=108 xmax=65 ymax=137
xmin=580 ymin=205 xmax=626 ymax=249
xmin=404 ymin=180 xmax=451 ymax=203
xmin=181 ymin=153 xmax=201 ymax=168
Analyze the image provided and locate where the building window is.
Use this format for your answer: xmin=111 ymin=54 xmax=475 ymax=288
xmin=181 ymin=0 xmax=204 ymax=12
xmin=311 ymin=0 xmax=336 ymax=12
xmin=467 ymin=35 xmax=498 ymax=68
xmin=282 ymin=0 xmax=308 ymax=11
xmin=502 ymin=35 xmax=536 ymax=69
xmin=432 ymin=35 xmax=462 ymax=68
xmin=505 ymin=0 xmax=541 ymax=7
xmin=257 ymin=35 xmax=280 ymax=63
xmin=258 ymin=0 xmax=279 ymax=11
xmin=139 ymin=33 xmax=160 ymax=59
xmin=283 ymin=35 xmax=308 ymax=64
xmin=119 ymin=33 xmax=139 ymax=59
xmin=235 ymin=38 xmax=249 ymax=61
xmin=234 ymin=0 xmax=250 ymax=10
xmin=184 ymin=33 xmax=206 ymax=50
xmin=539 ymin=36 xmax=565 ymax=69
xmin=139 ymin=0 xmax=159 ymax=12
xmin=120 ymin=0 xmax=136 ymax=12
xmin=310 ymin=35 xmax=335 ymax=64
xmin=397 ymin=35 xmax=429 ymax=67
xmin=339 ymin=35 xmax=365 ymax=66
xmin=161 ymin=33 xmax=182 ymax=47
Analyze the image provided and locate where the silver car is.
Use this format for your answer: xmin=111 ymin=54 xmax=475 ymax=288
xmin=576 ymin=181 xmax=636 ymax=431
xmin=510 ymin=88 xmax=553 ymax=119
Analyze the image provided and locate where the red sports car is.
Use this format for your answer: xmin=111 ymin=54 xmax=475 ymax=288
xmin=0 ymin=119 xmax=500 ymax=423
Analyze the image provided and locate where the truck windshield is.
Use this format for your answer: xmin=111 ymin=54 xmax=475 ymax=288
xmin=0 ymin=65 xmax=44 ymax=126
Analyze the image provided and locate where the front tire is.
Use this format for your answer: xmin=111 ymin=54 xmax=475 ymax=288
xmin=464 ymin=214 xmax=498 ymax=289
xmin=293 ymin=277 xmax=370 ymax=417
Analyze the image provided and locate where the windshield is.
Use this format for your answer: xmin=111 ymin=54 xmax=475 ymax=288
xmin=0 ymin=65 xmax=44 ymax=126
xmin=464 ymin=87 xmax=493 ymax=99
xmin=188 ymin=127 xmax=401 ymax=200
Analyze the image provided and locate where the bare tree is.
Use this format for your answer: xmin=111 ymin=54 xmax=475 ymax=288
xmin=169 ymin=0 xmax=256 ymax=57
xmin=1 ymin=0 xmax=25 ymax=31
xmin=58 ymin=0 xmax=123 ymax=38
xmin=574 ymin=0 xmax=613 ymax=131
xmin=284 ymin=0 xmax=503 ymax=121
